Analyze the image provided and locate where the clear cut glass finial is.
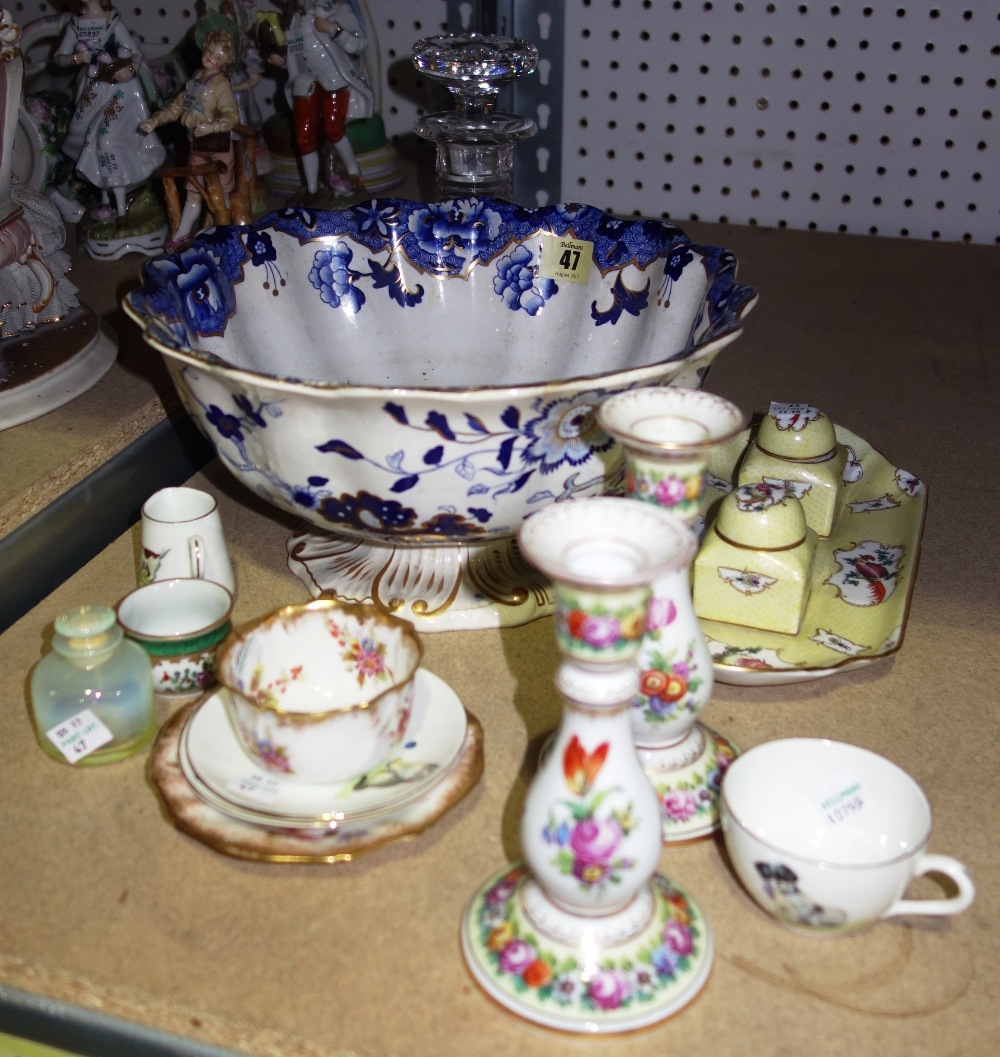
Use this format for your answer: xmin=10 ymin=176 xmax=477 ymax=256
xmin=412 ymin=34 xmax=539 ymax=199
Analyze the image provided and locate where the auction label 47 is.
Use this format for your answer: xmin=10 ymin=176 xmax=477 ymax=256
xmin=46 ymin=708 xmax=114 ymax=763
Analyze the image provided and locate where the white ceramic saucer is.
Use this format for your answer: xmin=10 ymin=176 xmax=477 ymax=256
xmin=180 ymin=668 xmax=467 ymax=827
xmin=150 ymin=678 xmax=483 ymax=864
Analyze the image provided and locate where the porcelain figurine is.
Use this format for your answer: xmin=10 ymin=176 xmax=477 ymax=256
xmin=198 ymin=0 xmax=272 ymax=184
xmin=265 ymin=0 xmax=373 ymax=196
xmin=0 ymin=15 xmax=76 ymax=338
xmin=1 ymin=174 xmax=79 ymax=338
xmin=1 ymin=7 xmax=118 ymax=429
xmin=140 ymin=29 xmax=240 ymax=248
xmin=52 ymin=0 xmax=166 ymax=229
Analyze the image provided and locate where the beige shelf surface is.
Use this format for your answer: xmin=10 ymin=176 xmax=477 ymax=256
xmin=0 ymin=223 xmax=997 ymax=1057
xmin=0 ymin=246 xmax=177 ymax=533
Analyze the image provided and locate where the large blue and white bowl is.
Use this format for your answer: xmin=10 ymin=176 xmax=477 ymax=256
xmin=124 ymin=197 xmax=757 ymax=630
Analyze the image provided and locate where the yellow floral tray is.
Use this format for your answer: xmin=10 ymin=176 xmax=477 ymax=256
xmin=699 ymin=424 xmax=927 ymax=685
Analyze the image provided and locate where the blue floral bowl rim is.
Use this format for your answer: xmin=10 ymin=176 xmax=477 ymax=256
xmin=122 ymin=197 xmax=759 ymax=398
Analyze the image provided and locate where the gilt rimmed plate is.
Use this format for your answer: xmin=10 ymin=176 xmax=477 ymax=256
xmin=179 ymin=668 xmax=467 ymax=826
xmin=149 ymin=694 xmax=483 ymax=865
xmin=701 ymin=424 xmax=926 ymax=685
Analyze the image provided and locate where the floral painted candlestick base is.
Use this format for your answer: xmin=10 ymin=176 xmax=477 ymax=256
xmin=462 ymin=862 xmax=712 ymax=1032
xmin=598 ymin=388 xmax=747 ymax=842
xmin=461 ymin=498 xmax=713 ymax=1033
xmin=635 ymin=723 xmax=739 ymax=842
xmin=632 ymin=548 xmax=740 ymax=843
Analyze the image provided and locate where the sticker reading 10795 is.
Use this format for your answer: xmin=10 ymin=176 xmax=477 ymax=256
xmin=823 ymin=791 xmax=865 ymax=825
xmin=809 ymin=766 xmax=870 ymax=827
xmin=539 ymin=235 xmax=593 ymax=284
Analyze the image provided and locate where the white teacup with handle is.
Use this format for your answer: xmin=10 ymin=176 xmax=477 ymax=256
xmin=720 ymin=738 xmax=975 ymax=933
xmin=140 ymin=487 xmax=235 ymax=596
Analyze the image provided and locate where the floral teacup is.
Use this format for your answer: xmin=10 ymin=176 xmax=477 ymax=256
xmin=216 ymin=599 xmax=423 ymax=784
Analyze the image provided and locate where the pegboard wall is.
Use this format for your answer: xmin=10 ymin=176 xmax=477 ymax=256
xmin=557 ymin=2 xmax=999 ymax=243
xmin=9 ymin=1 xmax=998 ymax=242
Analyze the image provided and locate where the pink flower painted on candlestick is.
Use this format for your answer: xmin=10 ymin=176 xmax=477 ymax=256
xmin=588 ymin=967 xmax=633 ymax=1011
xmin=485 ymin=868 xmax=523 ymax=907
xmin=646 ymin=596 xmax=677 ymax=631
xmin=662 ymin=789 xmax=699 ymax=822
xmin=662 ymin=918 xmax=693 ymax=956
xmin=580 ymin=613 xmax=622 ymax=648
xmin=654 ymin=476 xmax=688 ymax=507
xmin=498 ymin=937 xmax=536 ymax=975
xmin=569 ymin=817 xmax=623 ymax=885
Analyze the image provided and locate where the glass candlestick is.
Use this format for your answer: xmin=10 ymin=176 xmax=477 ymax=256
xmin=598 ymin=388 xmax=748 ymax=841
xmin=412 ymin=33 xmax=538 ymax=200
xmin=461 ymin=498 xmax=713 ymax=1033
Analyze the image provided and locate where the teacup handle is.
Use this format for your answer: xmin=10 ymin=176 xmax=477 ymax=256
xmin=881 ymin=854 xmax=975 ymax=918
xmin=189 ymin=535 xmax=206 ymax=579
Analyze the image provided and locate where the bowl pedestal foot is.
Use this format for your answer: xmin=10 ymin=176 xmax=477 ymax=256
xmin=287 ymin=525 xmax=554 ymax=632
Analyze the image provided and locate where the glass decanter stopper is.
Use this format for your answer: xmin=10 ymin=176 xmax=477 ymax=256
xmin=412 ymin=33 xmax=538 ymax=199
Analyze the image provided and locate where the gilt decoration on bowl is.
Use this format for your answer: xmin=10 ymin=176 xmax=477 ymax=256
xmin=123 ymin=197 xmax=757 ymax=630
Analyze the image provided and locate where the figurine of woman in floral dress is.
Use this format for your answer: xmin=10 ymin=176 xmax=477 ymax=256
xmin=140 ymin=30 xmax=239 ymax=248
xmin=53 ymin=0 xmax=165 ymax=225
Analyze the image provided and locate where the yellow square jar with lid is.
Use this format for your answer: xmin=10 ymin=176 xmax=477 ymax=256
xmin=694 ymin=480 xmax=818 ymax=635
xmin=737 ymin=402 xmax=847 ymax=537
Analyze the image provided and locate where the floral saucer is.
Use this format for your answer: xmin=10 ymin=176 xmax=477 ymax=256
xmin=149 ymin=676 xmax=483 ymax=864
xmin=180 ymin=669 xmax=467 ymax=826
xmin=701 ymin=424 xmax=926 ymax=685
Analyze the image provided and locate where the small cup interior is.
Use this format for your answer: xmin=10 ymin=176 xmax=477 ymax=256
xmin=143 ymin=487 xmax=216 ymax=523
xmin=220 ymin=602 xmax=422 ymax=715
xmin=118 ymin=578 xmax=232 ymax=639
xmin=723 ymin=738 xmax=932 ymax=866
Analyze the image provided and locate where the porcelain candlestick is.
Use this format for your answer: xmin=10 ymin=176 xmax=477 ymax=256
xmin=598 ymin=388 xmax=747 ymax=841
xmin=461 ymin=497 xmax=713 ymax=1033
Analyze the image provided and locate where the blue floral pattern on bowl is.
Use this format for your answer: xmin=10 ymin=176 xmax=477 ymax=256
xmin=123 ymin=197 xmax=757 ymax=548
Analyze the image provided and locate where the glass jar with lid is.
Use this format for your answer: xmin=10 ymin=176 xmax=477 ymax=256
xmin=30 ymin=605 xmax=156 ymax=765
